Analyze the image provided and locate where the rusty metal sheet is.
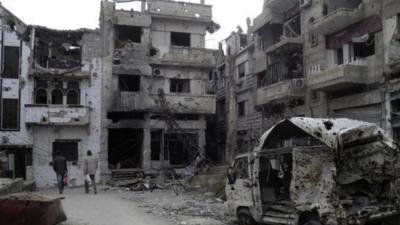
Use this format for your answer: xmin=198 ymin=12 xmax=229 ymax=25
xmin=0 ymin=192 xmax=67 ymax=225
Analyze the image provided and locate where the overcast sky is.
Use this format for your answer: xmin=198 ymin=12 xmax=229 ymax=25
xmin=0 ymin=0 xmax=263 ymax=49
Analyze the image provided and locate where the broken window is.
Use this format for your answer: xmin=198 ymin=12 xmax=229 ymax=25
xmin=238 ymin=101 xmax=246 ymax=117
xmin=283 ymin=15 xmax=300 ymax=38
xmin=218 ymin=99 xmax=226 ymax=120
xmin=336 ymin=47 xmax=344 ymax=65
xmin=115 ymin=25 xmax=142 ymax=48
xmin=1 ymin=99 xmax=19 ymax=130
xmin=257 ymin=70 xmax=266 ymax=87
xmin=171 ymin=32 xmax=191 ymax=47
xmin=119 ymin=75 xmax=140 ymax=92
xmin=309 ymin=33 xmax=318 ymax=47
xmin=353 ymin=38 xmax=375 ymax=58
xmin=51 ymin=89 xmax=63 ymax=105
xmin=170 ymin=79 xmax=190 ymax=93
xmin=66 ymin=81 xmax=80 ymax=105
xmin=233 ymin=157 xmax=248 ymax=179
xmin=66 ymin=90 xmax=79 ymax=105
xmin=151 ymin=130 xmax=163 ymax=161
xmin=35 ymin=89 xmax=48 ymax=104
xmin=52 ymin=140 xmax=79 ymax=162
xmin=238 ymin=63 xmax=246 ymax=78
xmin=34 ymin=28 xmax=82 ymax=69
xmin=3 ymin=46 xmax=20 ymax=78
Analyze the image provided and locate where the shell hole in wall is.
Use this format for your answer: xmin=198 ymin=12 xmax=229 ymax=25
xmin=195 ymin=13 xmax=200 ymax=18
xmin=150 ymin=47 xmax=159 ymax=57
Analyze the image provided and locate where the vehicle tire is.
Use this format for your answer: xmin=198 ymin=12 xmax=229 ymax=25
xmin=237 ymin=208 xmax=256 ymax=225
xmin=303 ymin=220 xmax=322 ymax=225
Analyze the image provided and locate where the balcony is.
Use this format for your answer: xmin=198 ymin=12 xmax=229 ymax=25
xmin=151 ymin=47 xmax=217 ymax=69
xmin=114 ymin=10 xmax=151 ymax=27
xmin=252 ymin=8 xmax=282 ymax=32
xmin=307 ymin=62 xmax=368 ymax=91
xmin=309 ymin=8 xmax=364 ymax=35
xmin=266 ymin=37 xmax=302 ymax=54
xmin=30 ymin=63 xmax=90 ymax=79
xmin=147 ymin=0 xmax=212 ymax=23
xmin=25 ymin=105 xmax=89 ymax=126
xmin=264 ymin=0 xmax=298 ymax=12
xmin=256 ymin=79 xmax=306 ymax=106
xmin=112 ymin=92 xmax=216 ymax=114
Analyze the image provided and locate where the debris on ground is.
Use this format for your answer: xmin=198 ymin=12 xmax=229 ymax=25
xmin=0 ymin=178 xmax=24 ymax=195
xmin=116 ymin=186 xmax=235 ymax=225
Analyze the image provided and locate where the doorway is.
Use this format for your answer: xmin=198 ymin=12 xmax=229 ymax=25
xmin=108 ymin=129 xmax=143 ymax=169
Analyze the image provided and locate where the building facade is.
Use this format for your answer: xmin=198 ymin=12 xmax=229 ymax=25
xmin=100 ymin=0 xmax=219 ymax=172
xmin=216 ymin=0 xmax=400 ymax=159
xmin=0 ymin=6 xmax=103 ymax=187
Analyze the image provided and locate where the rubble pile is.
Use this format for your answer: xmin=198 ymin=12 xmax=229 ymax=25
xmin=123 ymin=188 xmax=233 ymax=225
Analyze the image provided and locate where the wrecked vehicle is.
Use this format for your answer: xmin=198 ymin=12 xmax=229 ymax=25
xmin=226 ymin=117 xmax=400 ymax=225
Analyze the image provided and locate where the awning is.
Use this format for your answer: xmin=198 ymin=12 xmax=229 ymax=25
xmin=326 ymin=15 xmax=382 ymax=49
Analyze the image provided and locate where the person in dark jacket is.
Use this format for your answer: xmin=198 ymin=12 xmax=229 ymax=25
xmin=53 ymin=151 xmax=67 ymax=194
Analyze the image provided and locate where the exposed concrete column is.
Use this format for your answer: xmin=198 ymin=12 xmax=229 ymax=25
xmin=198 ymin=128 xmax=206 ymax=157
xmin=142 ymin=127 xmax=151 ymax=170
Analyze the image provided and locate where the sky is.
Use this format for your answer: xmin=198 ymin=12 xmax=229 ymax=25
xmin=0 ymin=0 xmax=263 ymax=49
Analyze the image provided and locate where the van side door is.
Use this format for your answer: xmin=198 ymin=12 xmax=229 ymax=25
xmin=226 ymin=156 xmax=254 ymax=214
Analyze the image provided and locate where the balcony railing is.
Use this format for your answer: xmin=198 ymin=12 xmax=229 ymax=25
xmin=307 ymin=60 xmax=368 ymax=91
xmin=112 ymin=92 xmax=216 ymax=114
xmin=147 ymin=0 xmax=212 ymax=22
xmin=309 ymin=8 xmax=364 ymax=35
xmin=260 ymin=59 xmax=303 ymax=87
xmin=151 ymin=47 xmax=217 ymax=68
xmin=25 ymin=105 xmax=89 ymax=126
xmin=256 ymin=78 xmax=306 ymax=106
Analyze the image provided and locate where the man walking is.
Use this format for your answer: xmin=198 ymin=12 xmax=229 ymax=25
xmin=53 ymin=151 xmax=67 ymax=194
xmin=83 ymin=150 xmax=98 ymax=194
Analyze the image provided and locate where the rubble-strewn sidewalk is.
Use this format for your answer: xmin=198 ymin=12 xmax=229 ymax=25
xmin=116 ymin=187 xmax=236 ymax=225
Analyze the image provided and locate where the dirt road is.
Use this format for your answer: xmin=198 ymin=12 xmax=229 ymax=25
xmin=41 ymin=188 xmax=171 ymax=225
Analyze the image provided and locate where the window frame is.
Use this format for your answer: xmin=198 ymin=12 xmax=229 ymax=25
xmin=238 ymin=101 xmax=246 ymax=117
xmin=34 ymin=88 xmax=48 ymax=105
xmin=170 ymin=78 xmax=191 ymax=93
xmin=52 ymin=140 xmax=80 ymax=163
xmin=1 ymin=98 xmax=20 ymax=131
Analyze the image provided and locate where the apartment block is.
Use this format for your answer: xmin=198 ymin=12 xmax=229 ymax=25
xmin=0 ymin=6 xmax=103 ymax=187
xmin=100 ymin=0 xmax=219 ymax=172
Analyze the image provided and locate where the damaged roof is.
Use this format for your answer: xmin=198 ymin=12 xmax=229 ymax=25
xmin=255 ymin=117 xmax=394 ymax=151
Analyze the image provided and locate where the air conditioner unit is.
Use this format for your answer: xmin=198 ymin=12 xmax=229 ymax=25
xmin=299 ymin=0 xmax=312 ymax=8
xmin=294 ymin=79 xmax=304 ymax=88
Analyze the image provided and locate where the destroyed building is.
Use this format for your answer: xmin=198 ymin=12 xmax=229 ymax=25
xmin=0 ymin=6 xmax=103 ymax=187
xmin=100 ymin=0 xmax=219 ymax=172
xmin=0 ymin=0 xmax=220 ymax=187
xmin=215 ymin=0 xmax=400 ymax=158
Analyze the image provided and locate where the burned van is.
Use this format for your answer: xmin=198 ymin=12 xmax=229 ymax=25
xmin=225 ymin=117 xmax=400 ymax=225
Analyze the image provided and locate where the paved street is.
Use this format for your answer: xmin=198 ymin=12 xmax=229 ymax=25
xmin=41 ymin=188 xmax=171 ymax=225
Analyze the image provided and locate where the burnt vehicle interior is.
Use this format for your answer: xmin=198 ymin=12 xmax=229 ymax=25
xmin=256 ymin=119 xmax=400 ymax=224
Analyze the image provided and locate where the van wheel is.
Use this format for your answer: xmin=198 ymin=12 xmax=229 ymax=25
xmin=237 ymin=208 xmax=256 ymax=225
xmin=303 ymin=220 xmax=322 ymax=225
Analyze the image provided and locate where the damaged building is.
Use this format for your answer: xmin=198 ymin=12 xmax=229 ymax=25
xmin=100 ymin=0 xmax=219 ymax=172
xmin=0 ymin=0 xmax=220 ymax=187
xmin=215 ymin=0 xmax=400 ymax=159
xmin=0 ymin=6 xmax=103 ymax=187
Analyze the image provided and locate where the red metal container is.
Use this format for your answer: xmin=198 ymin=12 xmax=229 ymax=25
xmin=0 ymin=192 xmax=67 ymax=225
